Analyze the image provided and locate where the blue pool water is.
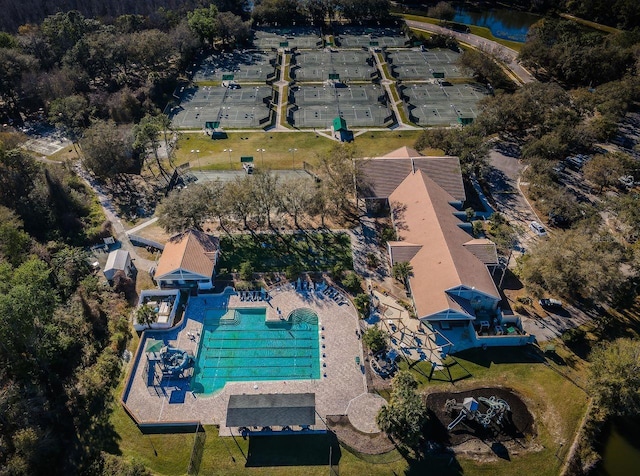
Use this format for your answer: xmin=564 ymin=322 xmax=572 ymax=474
xmin=191 ymin=307 xmax=320 ymax=395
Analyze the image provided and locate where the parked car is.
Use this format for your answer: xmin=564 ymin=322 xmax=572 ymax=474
xmin=539 ymin=298 xmax=563 ymax=308
xmin=529 ymin=221 xmax=547 ymax=236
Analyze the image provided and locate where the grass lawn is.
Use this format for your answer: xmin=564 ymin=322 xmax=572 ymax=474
xmin=218 ymin=231 xmax=353 ymax=273
xmin=399 ymin=346 xmax=589 ymax=476
xmin=175 ymin=130 xmax=431 ymax=170
xmin=109 ymin=343 xmax=588 ymax=476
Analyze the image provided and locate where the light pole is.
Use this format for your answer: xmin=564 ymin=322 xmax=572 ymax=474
xmin=289 ymin=148 xmax=297 ymax=169
xmin=190 ymin=149 xmax=200 ymax=170
xmin=256 ymin=148 xmax=265 ymax=167
xmin=224 ymin=148 xmax=233 ymax=168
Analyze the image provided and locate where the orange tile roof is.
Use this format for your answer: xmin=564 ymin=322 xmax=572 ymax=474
xmin=388 ymin=171 xmax=499 ymax=319
xmin=155 ymin=230 xmax=219 ymax=279
xmin=383 ymin=146 xmax=422 ymax=158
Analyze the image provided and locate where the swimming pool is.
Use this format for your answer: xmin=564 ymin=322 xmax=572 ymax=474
xmin=191 ymin=307 xmax=320 ymax=395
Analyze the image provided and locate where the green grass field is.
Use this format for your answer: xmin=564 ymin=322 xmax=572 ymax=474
xmin=110 ymin=343 xmax=588 ymax=476
xmin=218 ymin=231 xmax=353 ymax=273
xmin=175 ymin=130 xmax=430 ymax=170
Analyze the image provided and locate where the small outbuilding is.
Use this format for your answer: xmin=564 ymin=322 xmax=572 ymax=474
xmin=104 ymin=250 xmax=132 ymax=281
xmin=331 ymin=117 xmax=352 ymax=142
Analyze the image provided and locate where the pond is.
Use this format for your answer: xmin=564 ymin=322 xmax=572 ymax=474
xmin=600 ymin=424 xmax=640 ymax=475
xmin=452 ymin=6 xmax=541 ymax=42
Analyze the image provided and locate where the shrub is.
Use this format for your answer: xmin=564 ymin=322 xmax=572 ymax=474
xmin=239 ymin=261 xmax=254 ymax=281
xmin=285 ymin=264 xmax=300 ymax=281
xmin=332 ymin=262 xmax=345 ymax=280
xmin=353 ymin=293 xmax=371 ymax=318
xmin=363 ymin=326 xmax=387 ymax=353
xmin=342 ymin=271 xmax=362 ymax=294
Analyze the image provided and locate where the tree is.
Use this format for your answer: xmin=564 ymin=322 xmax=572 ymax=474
xmin=428 ymin=2 xmax=455 ymax=22
xmin=392 ymin=261 xmax=413 ymax=291
xmin=342 ymin=271 xmax=362 ymax=294
xmin=49 ymin=95 xmax=90 ymax=149
xmin=133 ymin=114 xmax=170 ymax=180
xmin=279 ymin=177 xmax=314 ymax=228
xmin=187 ymin=5 xmax=219 ymax=45
xmin=376 ymin=371 xmax=428 ymax=451
xmin=353 ymin=293 xmax=370 ymax=317
xmin=157 ymin=183 xmax=215 ymax=233
xmin=415 ymin=126 xmax=489 ymax=176
xmin=0 ymin=206 xmax=31 ymax=267
xmin=517 ymin=227 xmax=631 ymax=303
xmin=135 ymin=304 xmax=157 ymax=329
xmin=316 ymin=144 xmax=359 ymax=218
xmin=589 ymin=338 xmax=640 ymax=419
xmin=252 ymin=170 xmax=280 ymax=228
xmin=363 ymin=326 xmax=386 ymax=352
xmin=486 ymin=213 xmax=516 ymax=255
xmin=252 ymin=0 xmax=304 ymax=26
xmin=40 ymin=10 xmax=92 ymax=63
xmin=216 ymin=12 xmax=251 ymax=47
xmin=81 ymin=120 xmax=136 ymax=178
xmin=583 ymin=153 xmax=626 ymax=193
xmin=457 ymin=48 xmax=515 ymax=92
xmin=0 ymin=48 xmax=37 ymax=107
xmin=239 ymin=261 xmax=254 ymax=281
xmin=222 ymin=176 xmax=257 ymax=229
xmin=302 ymin=0 xmax=330 ymax=25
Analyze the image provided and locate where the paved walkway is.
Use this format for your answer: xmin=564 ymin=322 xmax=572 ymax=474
xmin=123 ymin=288 xmax=369 ymax=435
xmin=404 ymin=20 xmax=535 ymax=84
xmin=126 ymin=217 xmax=159 ymax=235
xmin=346 ymin=393 xmax=386 ymax=433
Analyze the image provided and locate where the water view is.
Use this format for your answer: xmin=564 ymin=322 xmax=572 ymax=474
xmin=453 ymin=6 xmax=541 ymax=42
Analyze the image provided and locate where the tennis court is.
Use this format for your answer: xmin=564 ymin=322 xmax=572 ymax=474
xmin=193 ymin=51 xmax=277 ymax=83
xmin=400 ymin=83 xmax=488 ymax=126
xmin=334 ymin=27 xmax=407 ymax=48
xmin=387 ymin=48 xmax=468 ymax=80
xmin=288 ymin=84 xmax=392 ymax=128
xmin=253 ymin=27 xmax=322 ymax=50
xmin=291 ymin=50 xmax=377 ymax=81
xmin=170 ymin=85 xmax=273 ymax=128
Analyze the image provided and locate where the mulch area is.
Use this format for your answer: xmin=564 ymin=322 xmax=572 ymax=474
xmin=425 ymin=387 xmax=535 ymax=447
xmin=326 ymin=415 xmax=395 ymax=455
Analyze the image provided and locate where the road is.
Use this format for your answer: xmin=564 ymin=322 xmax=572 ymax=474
xmin=485 ymin=146 xmax=543 ymax=258
xmin=404 ymin=19 xmax=535 ymax=84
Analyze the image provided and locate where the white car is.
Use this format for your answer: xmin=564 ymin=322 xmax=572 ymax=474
xmin=529 ymin=221 xmax=547 ymax=236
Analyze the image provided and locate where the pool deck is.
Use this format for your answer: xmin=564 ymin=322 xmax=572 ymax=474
xmin=123 ymin=286 xmax=368 ymax=435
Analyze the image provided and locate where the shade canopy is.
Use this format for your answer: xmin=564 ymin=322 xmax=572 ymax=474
xmin=226 ymin=393 xmax=315 ymax=428
xmin=145 ymin=339 xmax=164 ymax=353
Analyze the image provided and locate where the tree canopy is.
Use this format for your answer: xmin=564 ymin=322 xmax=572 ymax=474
xmin=376 ymin=371 xmax=428 ymax=451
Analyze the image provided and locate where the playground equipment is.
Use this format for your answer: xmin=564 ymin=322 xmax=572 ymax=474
xmin=445 ymin=395 xmax=510 ymax=431
xmin=159 ymin=346 xmax=194 ymax=376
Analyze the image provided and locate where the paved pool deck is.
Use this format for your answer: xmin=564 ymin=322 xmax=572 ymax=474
xmin=123 ymin=287 xmax=369 ymax=435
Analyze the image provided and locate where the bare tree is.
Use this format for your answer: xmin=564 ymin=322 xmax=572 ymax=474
xmin=251 ymin=170 xmax=280 ymax=228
